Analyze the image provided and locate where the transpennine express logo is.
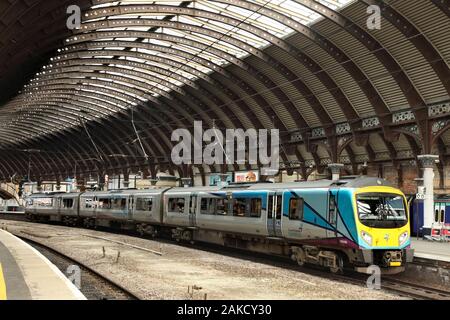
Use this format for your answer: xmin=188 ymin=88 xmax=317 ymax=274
xmin=171 ymin=121 xmax=280 ymax=176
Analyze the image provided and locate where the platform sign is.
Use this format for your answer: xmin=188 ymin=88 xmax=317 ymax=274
xmin=416 ymin=193 xmax=425 ymax=200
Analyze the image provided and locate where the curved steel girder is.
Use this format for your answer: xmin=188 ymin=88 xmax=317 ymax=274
xmin=378 ymin=133 xmax=398 ymax=166
xmin=43 ymin=65 xmax=187 ymax=96
xmin=65 ymin=34 xmax=312 ymax=132
xmin=0 ymin=153 xmax=27 ymax=179
xmin=21 ymin=89 xmax=132 ymax=111
xmin=0 ymin=0 xmax=91 ymax=57
xmin=7 ymin=130 xmax=87 ymax=175
xmin=74 ymin=18 xmax=265 ymax=59
xmin=60 ymin=43 xmax=300 ymax=163
xmin=46 ymin=51 xmax=246 ymax=136
xmin=50 ymin=50 xmax=241 ymax=129
xmin=31 ymin=70 xmax=175 ymax=100
xmin=18 ymin=97 xmax=119 ymax=119
xmin=63 ymin=58 xmax=200 ymax=89
xmin=294 ymin=1 xmax=427 ymax=141
xmin=363 ymin=0 xmax=450 ymax=98
xmin=0 ymin=0 xmax=93 ymax=104
xmin=0 ymin=107 xmax=107 ymax=140
xmin=13 ymin=97 xmax=117 ymax=117
xmin=18 ymin=84 xmax=140 ymax=110
xmin=0 ymin=116 xmax=110 ymax=171
xmin=25 ymin=77 xmax=156 ymax=104
xmin=78 ymin=4 xmax=358 ymax=128
xmin=12 ymin=119 xmax=115 ymax=173
xmin=432 ymin=0 xmax=450 ymax=17
xmin=60 ymin=42 xmax=220 ymax=82
xmin=71 ymin=10 xmax=344 ymax=165
xmin=65 ymin=31 xmax=307 ymax=131
xmin=208 ymin=0 xmax=360 ymax=127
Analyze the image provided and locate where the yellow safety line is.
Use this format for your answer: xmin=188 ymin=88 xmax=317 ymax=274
xmin=0 ymin=263 xmax=6 ymax=300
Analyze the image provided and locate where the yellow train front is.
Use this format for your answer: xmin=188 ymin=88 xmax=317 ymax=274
xmin=352 ymin=185 xmax=414 ymax=274
xmin=282 ymin=177 xmax=414 ymax=274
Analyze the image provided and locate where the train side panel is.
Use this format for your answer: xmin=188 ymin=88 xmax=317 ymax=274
xmin=131 ymin=191 xmax=165 ymax=224
xmin=163 ymin=192 xmax=191 ymax=227
xmin=196 ymin=191 xmax=268 ymax=237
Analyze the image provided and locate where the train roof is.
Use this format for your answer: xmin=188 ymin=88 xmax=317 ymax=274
xmin=167 ymin=177 xmax=394 ymax=192
xmin=224 ymin=176 xmax=394 ymax=191
xmin=81 ymin=187 xmax=171 ymax=197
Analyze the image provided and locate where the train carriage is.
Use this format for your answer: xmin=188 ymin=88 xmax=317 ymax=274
xmin=55 ymin=193 xmax=80 ymax=225
xmin=25 ymin=192 xmax=61 ymax=221
xmin=24 ymin=177 xmax=414 ymax=274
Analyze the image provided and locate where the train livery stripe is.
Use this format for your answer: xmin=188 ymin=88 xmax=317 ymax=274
xmin=331 ymin=190 xmax=357 ymax=244
xmin=0 ymin=263 xmax=7 ymax=300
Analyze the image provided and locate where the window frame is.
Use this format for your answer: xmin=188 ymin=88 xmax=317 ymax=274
xmin=289 ymin=197 xmax=304 ymax=221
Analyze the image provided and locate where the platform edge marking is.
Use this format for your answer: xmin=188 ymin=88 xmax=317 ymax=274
xmin=0 ymin=263 xmax=7 ymax=300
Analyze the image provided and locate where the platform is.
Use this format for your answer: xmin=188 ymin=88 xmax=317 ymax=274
xmin=0 ymin=229 xmax=85 ymax=300
xmin=411 ymin=238 xmax=450 ymax=263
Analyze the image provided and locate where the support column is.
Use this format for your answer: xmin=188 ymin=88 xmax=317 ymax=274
xmin=123 ymin=171 xmax=130 ymax=189
xmin=417 ymin=155 xmax=439 ymax=235
xmin=98 ymin=174 xmax=106 ymax=191
xmin=328 ymin=163 xmax=344 ymax=181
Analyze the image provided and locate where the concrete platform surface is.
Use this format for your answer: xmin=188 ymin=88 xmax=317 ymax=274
xmin=0 ymin=229 xmax=85 ymax=300
xmin=411 ymin=238 xmax=450 ymax=262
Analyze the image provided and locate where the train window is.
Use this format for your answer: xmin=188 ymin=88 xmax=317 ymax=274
xmin=441 ymin=210 xmax=445 ymax=223
xmin=136 ymin=198 xmax=153 ymax=212
xmin=200 ymin=198 xmax=216 ymax=215
xmin=233 ymin=198 xmax=247 ymax=217
xmin=111 ymin=198 xmax=127 ymax=210
xmin=329 ymin=195 xmax=336 ymax=225
xmin=98 ymin=198 xmax=112 ymax=209
xmin=34 ymin=198 xmax=53 ymax=207
xmin=289 ymin=198 xmax=304 ymax=221
xmin=169 ymin=198 xmax=185 ymax=213
xmin=62 ymin=198 xmax=74 ymax=209
xmin=435 ymin=209 xmax=440 ymax=223
xmin=268 ymin=196 xmax=273 ymax=219
xmin=250 ymin=198 xmax=262 ymax=218
xmin=276 ymin=195 xmax=282 ymax=219
xmin=216 ymin=198 xmax=228 ymax=215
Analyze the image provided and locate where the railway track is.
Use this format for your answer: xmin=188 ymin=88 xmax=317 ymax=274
xmin=3 ymin=217 xmax=450 ymax=300
xmin=18 ymin=235 xmax=142 ymax=300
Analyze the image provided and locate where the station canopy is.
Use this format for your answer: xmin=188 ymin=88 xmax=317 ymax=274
xmin=0 ymin=0 xmax=449 ymax=180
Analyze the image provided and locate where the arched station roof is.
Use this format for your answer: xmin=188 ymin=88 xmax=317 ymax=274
xmin=0 ymin=0 xmax=449 ymax=181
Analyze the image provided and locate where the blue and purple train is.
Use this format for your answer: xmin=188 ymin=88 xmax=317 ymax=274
xmin=25 ymin=176 xmax=414 ymax=274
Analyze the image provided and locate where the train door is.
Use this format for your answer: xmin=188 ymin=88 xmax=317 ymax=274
xmin=267 ymin=192 xmax=283 ymax=238
xmin=128 ymin=195 xmax=134 ymax=221
xmin=189 ymin=194 xmax=197 ymax=227
xmin=326 ymin=191 xmax=338 ymax=238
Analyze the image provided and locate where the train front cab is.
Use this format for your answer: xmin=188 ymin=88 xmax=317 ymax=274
xmin=353 ymin=186 xmax=414 ymax=274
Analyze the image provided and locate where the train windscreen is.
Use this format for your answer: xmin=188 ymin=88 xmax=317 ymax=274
xmin=356 ymin=193 xmax=408 ymax=228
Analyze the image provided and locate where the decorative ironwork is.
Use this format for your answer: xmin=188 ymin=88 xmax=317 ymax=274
xmin=311 ymin=128 xmax=325 ymax=138
xmin=290 ymin=132 xmax=303 ymax=143
xmin=393 ymin=110 xmax=415 ymax=123
xmin=362 ymin=117 xmax=380 ymax=128
xmin=429 ymin=102 xmax=450 ymax=117
xmin=432 ymin=119 xmax=450 ymax=135
xmin=336 ymin=122 xmax=351 ymax=135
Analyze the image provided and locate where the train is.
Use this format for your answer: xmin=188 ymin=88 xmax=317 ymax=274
xmin=24 ymin=176 xmax=414 ymax=274
xmin=409 ymin=195 xmax=450 ymax=237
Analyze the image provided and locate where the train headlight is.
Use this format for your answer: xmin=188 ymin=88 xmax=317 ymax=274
xmin=361 ymin=231 xmax=372 ymax=246
xmin=398 ymin=232 xmax=409 ymax=246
